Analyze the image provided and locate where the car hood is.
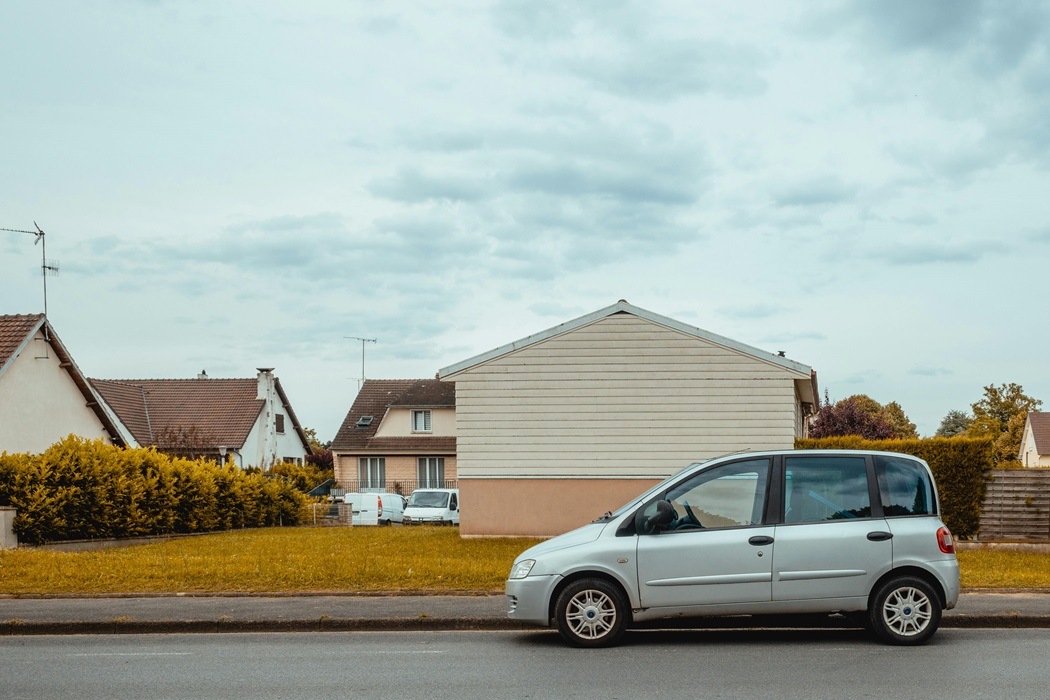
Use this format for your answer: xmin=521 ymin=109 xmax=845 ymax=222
xmin=518 ymin=522 xmax=607 ymax=560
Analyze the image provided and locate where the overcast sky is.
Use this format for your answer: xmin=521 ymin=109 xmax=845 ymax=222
xmin=3 ymin=1 xmax=1048 ymax=442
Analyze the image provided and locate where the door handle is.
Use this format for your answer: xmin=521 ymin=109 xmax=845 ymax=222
xmin=748 ymin=535 xmax=774 ymax=546
xmin=867 ymin=531 xmax=893 ymax=541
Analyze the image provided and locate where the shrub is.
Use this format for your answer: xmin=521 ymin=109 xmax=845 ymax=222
xmin=795 ymin=436 xmax=994 ymax=539
xmin=0 ymin=436 xmax=309 ymax=544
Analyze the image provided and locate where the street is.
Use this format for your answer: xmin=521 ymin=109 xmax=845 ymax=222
xmin=1 ymin=629 xmax=1046 ymax=699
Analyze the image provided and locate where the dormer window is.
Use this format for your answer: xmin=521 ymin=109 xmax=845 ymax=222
xmin=412 ymin=409 xmax=432 ymax=433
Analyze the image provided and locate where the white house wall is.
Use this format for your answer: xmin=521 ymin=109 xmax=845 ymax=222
xmin=451 ymin=314 xmax=808 ymax=480
xmin=0 ymin=332 xmax=112 ymax=453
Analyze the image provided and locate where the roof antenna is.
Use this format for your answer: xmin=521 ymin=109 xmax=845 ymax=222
xmin=2 ymin=222 xmax=58 ymax=337
xmin=344 ymin=336 xmax=377 ymax=391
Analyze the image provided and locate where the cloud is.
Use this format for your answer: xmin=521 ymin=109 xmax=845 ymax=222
xmin=761 ymin=331 xmax=828 ymax=343
xmin=716 ymin=304 xmax=787 ymax=320
xmin=868 ymin=240 xmax=1006 ymax=266
xmin=772 ymin=176 xmax=857 ymax=208
xmin=909 ymin=366 xmax=954 ymax=377
xmin=367 ymin=168 xmax=493 ymax=203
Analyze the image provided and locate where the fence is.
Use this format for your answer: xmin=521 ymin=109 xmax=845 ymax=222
xmin=979 ymin=469 xmax=1050 ymax=540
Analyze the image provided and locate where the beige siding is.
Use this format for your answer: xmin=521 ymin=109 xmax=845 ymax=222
xmin=451 ymin=314 xmax=807 ymax=479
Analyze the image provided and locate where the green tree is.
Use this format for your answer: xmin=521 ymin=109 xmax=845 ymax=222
xmin=935 ymin=410 xmax=971 ymax=437
xmin=969 ymin=383 xmax=1042 ymax=434
xmin=993 ymin=412 xmax=1028 ymax=466
xmin=881 ymin=401 xmax=918 ymax=439
xmin=302 ymin=427 xmax=331 ymax=453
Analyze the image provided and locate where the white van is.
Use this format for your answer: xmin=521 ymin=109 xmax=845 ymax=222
xmin=342 ymin=493 xmax=406 ymax=525
xmin=403 ymin=488 xmax=460 ymax=525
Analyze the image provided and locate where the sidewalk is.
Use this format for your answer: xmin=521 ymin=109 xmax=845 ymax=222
xmin=2 ymin=591 xmax=1048 ymax=635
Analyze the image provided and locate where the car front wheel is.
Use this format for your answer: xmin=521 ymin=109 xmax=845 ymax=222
xmin=554 ymin=578 xmax=627 ymax=648
xmin=869 ymin=576 xmax=941 ymax=645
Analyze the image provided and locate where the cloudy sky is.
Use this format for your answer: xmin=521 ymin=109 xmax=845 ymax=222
xmin=3 ymin=1 xmax=1049 ymax=442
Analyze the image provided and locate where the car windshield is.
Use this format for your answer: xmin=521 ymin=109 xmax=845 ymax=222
xmin=594 ymin=461 xmax=708 ymax=522
xmin=408 ymin=491 xmax=450 ymax=508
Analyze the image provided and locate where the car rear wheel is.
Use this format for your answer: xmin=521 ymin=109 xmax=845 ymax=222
xmin=554 ymin=578 xmax=627 ymax=648
xmin=869 ymin=576 xmax=941 ymax=645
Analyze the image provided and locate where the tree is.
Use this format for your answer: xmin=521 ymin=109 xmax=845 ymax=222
xmin=993 ymin=412 xmax=1028 ymax=466
xmin=302 ymin=427 xmax=332 ymax=453
xmin=881 ymin=401 xmax=918 ymax=440
xmin=969 ymin=383 xmax=1042 ymax=434
xmin=812 ymin=393 xmax=917 ymax=440
xmin=809 ymin=396 xmax=896 ymax=440
xmin=935 ymin=410 xmax=971 ymax=437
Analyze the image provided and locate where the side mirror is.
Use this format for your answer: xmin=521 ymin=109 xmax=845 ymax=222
xmin=635 ymin=499 xmax=675 ymax=534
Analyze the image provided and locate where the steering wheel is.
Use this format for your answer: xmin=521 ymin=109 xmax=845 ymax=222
xmin=676 ymin=501 xmax=703 ymax=529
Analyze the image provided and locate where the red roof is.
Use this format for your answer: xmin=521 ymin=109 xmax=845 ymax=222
xmin=331 ymin=379 xmax=455 ymax=452
xmin=90 ymin=376 xmax=309 ymax=453
xmin=0 ymin=314 xmax=45 ymax=371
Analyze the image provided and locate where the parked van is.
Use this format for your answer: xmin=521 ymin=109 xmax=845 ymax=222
xmin=342 ymin=493 xmax=406 ymax=525
xmin=403 ymin=488 xmax=460 ymax=525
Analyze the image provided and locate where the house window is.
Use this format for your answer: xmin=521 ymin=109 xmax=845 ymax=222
xmin=358 ymin=457 xmax=385 ymax=489
xmin=418 ymin=457 xmax=445 ymax=488
xmin=412 ymin=409 xmax=432 ymax=433
xmin=275 ymin=413 xmax=285 ymax=434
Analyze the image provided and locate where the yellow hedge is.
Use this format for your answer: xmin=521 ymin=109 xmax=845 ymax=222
xmin=0 ymin=436 xmax=309 ymax=544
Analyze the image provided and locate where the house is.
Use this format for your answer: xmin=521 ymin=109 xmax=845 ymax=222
xmin=0 ymin=313 xmax=135 ymax=454
xmin=330 ymin=379 xmax=456 ymax=493
xmin=438 ymin=300 xmax=819 ymax=537
xmin=90 ymin=368 xmax=310 ymax=469
xmin=1019 ymin=412 xmax=1050 ymax=467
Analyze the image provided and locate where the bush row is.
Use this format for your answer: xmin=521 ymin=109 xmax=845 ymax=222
xmin=796 ymin=436 xmax=994 ymax=539
xmin=0 ymin=436 xmax=310 ymax=544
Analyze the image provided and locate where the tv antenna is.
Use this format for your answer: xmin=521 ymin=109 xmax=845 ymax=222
xmin=2 ymin=222 xmax=58 ymax=319
xmin=345 ymin=336 xmax=377 ymax=390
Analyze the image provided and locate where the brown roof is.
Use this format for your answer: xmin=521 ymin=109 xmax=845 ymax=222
xmin=0 ymin=314 xmax=132 ymax=447
xmin=0 ymin=313 xmax=45 ymax=372
xmin=90 ymin=377 xmax=265 ymax=450
xmin=1028 ymin=412 xmax=1050 ymax=455
xmin=331 ymin=379 xmax=456 ymax=452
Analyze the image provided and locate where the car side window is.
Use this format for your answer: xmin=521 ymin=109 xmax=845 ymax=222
xmin=638 ymin=458 xmax=770 ymax=533
xmin=875 ymin=456 xmax=934 ymax=516
xmin=784 ymin=456 xmax=871 ymax=523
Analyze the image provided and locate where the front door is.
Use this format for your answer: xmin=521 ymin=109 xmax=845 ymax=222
xmin=636 ymin=458 xmax=774 ymax=609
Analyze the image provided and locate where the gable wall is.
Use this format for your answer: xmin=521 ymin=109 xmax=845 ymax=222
xmin=452 ymin=314 xmax=805 ymax=480
xmin=0 ymin=332 xmax=112 ymax=453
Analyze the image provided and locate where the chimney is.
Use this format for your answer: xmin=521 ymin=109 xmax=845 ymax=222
xmin=197 ymin=369 xmax=208 ymax=379
xmin=256 ymin=367 xmax=275 ymax=400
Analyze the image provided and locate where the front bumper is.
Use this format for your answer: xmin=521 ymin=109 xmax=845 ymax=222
xmin=505 ymin=575 xmax=561 ymax=627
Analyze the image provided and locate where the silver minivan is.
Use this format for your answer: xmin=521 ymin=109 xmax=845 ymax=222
xmin=506 ymin=450 xmax=960 ymax=647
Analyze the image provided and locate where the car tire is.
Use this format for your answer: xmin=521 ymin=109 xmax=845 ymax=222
xmin=868 ymin=576 xmax=941 ymax=645
xmin=554 ymin=578 xmax=628 ymax=648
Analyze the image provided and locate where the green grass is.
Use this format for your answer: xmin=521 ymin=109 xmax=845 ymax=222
xmin=0 ymin=528 xmax=1045 ymax=595
xmin=0 ymin=527 xmax=543 ymax=595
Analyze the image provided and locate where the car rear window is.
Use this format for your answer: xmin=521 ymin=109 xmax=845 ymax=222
xmin=784 ymin=456 xmax=871 ymax=523
xmin=875 ymin=455 xmax=935 ymax=516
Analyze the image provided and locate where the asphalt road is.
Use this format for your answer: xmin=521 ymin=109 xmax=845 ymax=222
xmin=1 ymin=629 xmax=1048 ymax=700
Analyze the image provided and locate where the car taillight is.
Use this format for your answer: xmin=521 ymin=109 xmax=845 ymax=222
xmin=378 ymin=496 xmax=383 ymax=517
xmin=937 ymin=526 xmax=955 ymax=554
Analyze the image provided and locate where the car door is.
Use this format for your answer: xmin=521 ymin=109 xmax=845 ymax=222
xmin=636 ymin=458 xmax=774 ymax=609
xmin=772 ymin=455 xmax=891 ymax=602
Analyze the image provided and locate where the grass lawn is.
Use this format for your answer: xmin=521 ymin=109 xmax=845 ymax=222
xmin=0 ymin=527 xmax=543 ymax=595
xmin=0 ymin=527 xmax=1046 ymax=594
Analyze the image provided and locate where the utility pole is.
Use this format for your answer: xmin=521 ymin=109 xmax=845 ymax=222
xmin=345 ymin=336 xmax=377 ymax=391
xmin=2 ymin=222 xmax=58 ymax=319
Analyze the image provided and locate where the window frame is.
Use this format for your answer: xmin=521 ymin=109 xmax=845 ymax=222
xmin=417 ymin=456 xmax=445 ymax=488
xmin=775 ymin=454 xmax=882 ymax=525
xmin=873 ymin=454 xmax=938 ymax=517
xmin=358 ymin=457 xmax=386 ymax=489
xmin=411 ymin=409 xmax=432 ymax=433
xmin=275 ymin=413 xmax=285 ymax=434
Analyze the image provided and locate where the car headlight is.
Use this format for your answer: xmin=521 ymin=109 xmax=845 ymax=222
xmin=509 ymin=559 xmax=536 ymax=580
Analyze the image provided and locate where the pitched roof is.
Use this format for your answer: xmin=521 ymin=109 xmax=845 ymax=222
xmin=1026 ymin=412 xmax=1050 ymax=455
xmin=90 ymin=378 xmax=263 ymax=448
xmin=0 ymin=314 xmax=136 ymax=447
xmin=438 ymin=300 xmax=819 ymax=404
xmin=331 ymin=379 xmax=456 ymax=452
